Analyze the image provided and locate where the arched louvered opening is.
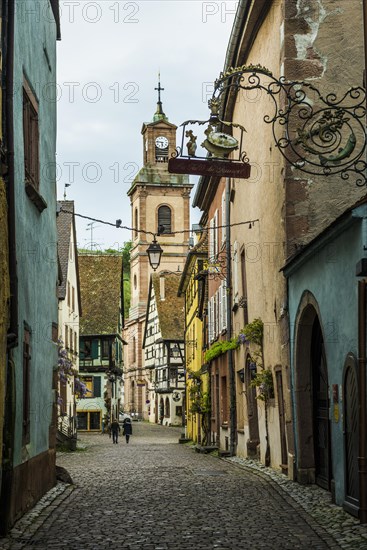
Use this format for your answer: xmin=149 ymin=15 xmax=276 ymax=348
xmin=158 ymin=205 xmax=172 ymax=234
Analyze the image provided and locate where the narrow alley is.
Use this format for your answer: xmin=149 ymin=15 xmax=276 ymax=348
xmin=2 ymin=423 xmax=366 ymax=550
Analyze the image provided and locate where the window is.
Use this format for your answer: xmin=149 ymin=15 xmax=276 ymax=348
xmin=77 ymin=411 xmax=101 ymax=431
xmin=65 ymin=324 xmax=68 ymax=349
xmin=80 ymin=338 xmax=98 ymax=360
xmin=23 ymin=80 xmax=39 ymax=190
xmin=81 ymin=376 xmax=93 ymax=397
xmin=69 ymin=327 xmax=73 ymax=352
xmin=67 ymin=281 xmax=70 ymax=307
xmin=23 ymin=325 xmax=31 ymax=445
xmin=102 ymin=340 xmax=110 ymax=360
xmin=218 ymin=287 xmax=222 ymax=333
xmin=158 ymin=205 xmax=172 ymax=234
xmin=241 ymin=250 xmax=249 ymax=325
xmin=74 ymin=331 xmax=77 ymax=353
xmin=233 ymin=241 xmax=239 ymax=304
xmin=214 ymin=210 xmax=219 ymax=256
xmin=72 ymin=286 xmax=75 ymax=312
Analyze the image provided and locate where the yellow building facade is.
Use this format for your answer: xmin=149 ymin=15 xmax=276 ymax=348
xmin=178 ymin=234 xmax=209 ymax=445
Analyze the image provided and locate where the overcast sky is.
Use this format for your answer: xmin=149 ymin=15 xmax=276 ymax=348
xmin=56 ymin=0 xmax=236 ymax=250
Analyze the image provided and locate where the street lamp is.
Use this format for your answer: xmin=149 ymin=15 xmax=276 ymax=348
xmin=147 ymin=237 xmax=163 ymax=271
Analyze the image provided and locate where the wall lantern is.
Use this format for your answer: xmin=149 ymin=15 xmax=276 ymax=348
xmin=238 ymin=369 xmax=245 ymax=383
xmin=147 ymin=237 xmax=163 ymax=271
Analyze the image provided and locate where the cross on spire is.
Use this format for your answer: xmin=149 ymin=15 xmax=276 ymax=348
xmin=155 ymin=73 xmax=164 ymax=104
xmin=153 ymin=73 xmax=168 ymax=122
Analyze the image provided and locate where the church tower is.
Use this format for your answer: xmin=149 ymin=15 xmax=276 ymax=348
xmin=123 ymin=80 xmax=193 ymax=419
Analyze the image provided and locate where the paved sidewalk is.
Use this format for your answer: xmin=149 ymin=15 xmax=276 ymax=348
xmin=226 ymin=456 xmax=367 ymax=550
xmin=0 ymin=423 xmax=365 ymax=549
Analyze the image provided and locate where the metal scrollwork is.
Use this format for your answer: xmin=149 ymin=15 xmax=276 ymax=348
xmin=213 ymin=66 xmax=367 ymax=186
xmin=204 ymin=253 xmax=227 ymax=280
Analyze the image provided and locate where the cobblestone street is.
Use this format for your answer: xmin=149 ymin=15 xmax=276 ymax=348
xmin=2 ymin=423 xmax=367 ymax=550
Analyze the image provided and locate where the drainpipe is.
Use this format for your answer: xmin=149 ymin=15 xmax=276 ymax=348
xmin=363 ymin=0 xmax=367 ymax=87
xmin=226 ymin=178 xmax=236 ymax=456
xmin=358 ymin=279 xmax=367 ymax=523
xmin=359 ymin=1 xmax=367 ymax=523
xmin=5 ymin=0 xmax=17 ymax=347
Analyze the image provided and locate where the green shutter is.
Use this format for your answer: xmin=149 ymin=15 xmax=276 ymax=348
xmin=93 ymin=376 xmax=101 ymax=397
xmin=91 ymin=339 xmax=99 ymax=359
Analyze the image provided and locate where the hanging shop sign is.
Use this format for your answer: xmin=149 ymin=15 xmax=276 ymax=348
xmin=168 ymin=157 xmax=251 ymax=179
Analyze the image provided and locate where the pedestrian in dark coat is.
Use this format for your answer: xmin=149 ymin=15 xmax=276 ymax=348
xmin=111 ymin=419 xmax=120 ymax=444
xmin=123 ymin=417 xmax=132 ymax=443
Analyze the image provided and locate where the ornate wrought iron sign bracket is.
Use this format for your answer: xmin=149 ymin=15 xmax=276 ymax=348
xmin=170 ymin=64 xmax=367 ymax=186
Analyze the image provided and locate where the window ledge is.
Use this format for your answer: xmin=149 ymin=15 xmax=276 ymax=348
xmin=221 ymin=423 xmax=229 ymax=430
xmin=25 ymin=182 xmax=47 ymax=212
xmin=237 ymin=428 xmax=245 ymax=434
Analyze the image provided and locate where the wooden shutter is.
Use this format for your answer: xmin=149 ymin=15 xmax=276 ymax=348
xmin=91 ymin=339 xmax=99 ymax=359
xmin=233 ymin=241 xmax=239 ymax=304
xmin=93 ymin=376 xmax=102 ymax=398
xmin=222 ymin=191 xmax=226 ymax=244
xmin=222 ymin=283 xmax=227 ymax=331
xmin=241 ymin=250 xmax=249 ymax=325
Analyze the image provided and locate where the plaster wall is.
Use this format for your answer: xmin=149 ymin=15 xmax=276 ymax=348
xmin=12 ymin=0 xmax=58 ymax=466
xmin=287 ymin=215 xmax=363 ymax=505
xmin=58 ymin=232 xmax=80 ymax=422
xmin=283 ymin=0 xmax=365 ymax=252
xmin=231 ymin=0 xmax=289 ymax=469
xmin=185 ymin=275 xmax=204 ymax=443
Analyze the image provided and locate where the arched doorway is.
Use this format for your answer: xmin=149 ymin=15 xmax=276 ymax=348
xmin=159 ymin=397 xmax=164 ymax=424
xmin=343 ymin=353 xmax=359 ymax=516
xmin=245 ymin=354 xmax=260 ymax=457
xmin=294 ymin=296 xmax=332 ymax=490
xmin=165 ymin=397 xmax=170 ymax=418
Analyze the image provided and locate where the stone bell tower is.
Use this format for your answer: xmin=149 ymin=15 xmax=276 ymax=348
xmin=123 ymin=79 xmax=193 ymax=420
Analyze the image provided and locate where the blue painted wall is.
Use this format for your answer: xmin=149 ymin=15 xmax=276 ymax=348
xmin=12 ymin=0 xmax=58 ymax=466
xmin=287 ymin=206 xmax=366 ymax=506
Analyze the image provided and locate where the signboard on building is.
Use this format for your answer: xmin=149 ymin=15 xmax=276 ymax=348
xmin=168 ymin=158 xmax=251 ymax=179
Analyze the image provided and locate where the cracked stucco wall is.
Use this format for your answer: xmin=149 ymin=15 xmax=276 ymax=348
xmin=283 ymin=0 xmax=365 ymax=254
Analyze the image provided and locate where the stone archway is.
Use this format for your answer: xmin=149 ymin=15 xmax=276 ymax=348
xmin=294 ymin=292 xmax=331 ymax=489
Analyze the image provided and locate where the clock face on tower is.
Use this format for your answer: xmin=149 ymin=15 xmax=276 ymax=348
xmin=155 ymin=136 xmax=169 ymax=149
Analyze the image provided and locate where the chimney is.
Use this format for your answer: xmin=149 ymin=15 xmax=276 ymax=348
xmin=160 ymin=274 xmax=165 ymax=301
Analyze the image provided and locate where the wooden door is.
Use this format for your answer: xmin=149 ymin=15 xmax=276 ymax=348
xmin=344 ymin=361 xmax=359 ymax=515
xmin=276 ymin=370 xmax=288 ymax=468
xmin=311 ymin=318 xmax=331 ymax=490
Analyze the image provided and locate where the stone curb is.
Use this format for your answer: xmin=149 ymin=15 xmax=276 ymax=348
xmin=0 ymin=483 xmax=74 ymax=549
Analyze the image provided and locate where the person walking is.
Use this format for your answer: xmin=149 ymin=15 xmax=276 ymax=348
xmin=123 ymin=417 xmax=132 ymax=444
xmin=111 ymin=418 xmax=120 ymax=444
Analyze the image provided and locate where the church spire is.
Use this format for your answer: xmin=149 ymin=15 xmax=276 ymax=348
xmin=153 ymin=73 xmax=168 ymax=122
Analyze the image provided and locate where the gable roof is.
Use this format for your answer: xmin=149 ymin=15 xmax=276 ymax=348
xmin=150 ymin=272 xmax=185 ymax=341
xmin=56 ymin=201 xmax=82 ymax=314
xmin=78 ymin=254 xmax=123 ymax=336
